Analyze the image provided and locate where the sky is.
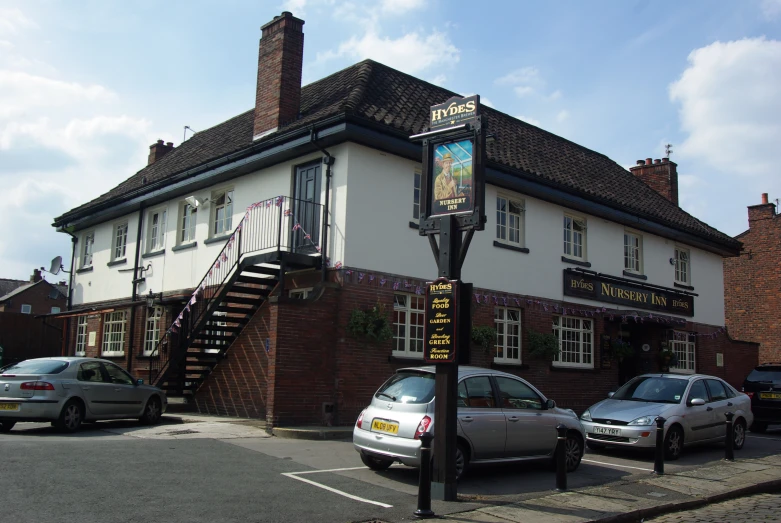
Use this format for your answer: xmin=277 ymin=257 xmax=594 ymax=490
xmin=1 ymin=0 xmax=780 ymax=281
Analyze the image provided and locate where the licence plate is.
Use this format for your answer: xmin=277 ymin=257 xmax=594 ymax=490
xmin=759 ymin=392 xmax=781 ymax=400
xmin=371 ymin=419 xmax=399 ymax=435
xmin=593 ymin=426 xmax=622 ymax=436
xmin=0 ymin=403 xmax=19 ymax=411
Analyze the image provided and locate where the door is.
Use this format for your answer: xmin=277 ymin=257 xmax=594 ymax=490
xmin=293 ymin=162 xmax=321 ymax=253
xmin=495 ymin=376 xmax=558 ymax=456
xmin=685 ymin=379 xmax=714 ymax=442
xmin=457 ymin=376 xmax=506 ymax=459
xmin=705 ymin=379 xmax=732 ymax=441
xmin=77 ymin=361 xmax=114 ymax=416
xmin=103 ymin=363 xmax=146 ymax=416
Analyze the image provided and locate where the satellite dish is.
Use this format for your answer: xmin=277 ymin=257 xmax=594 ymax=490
xmin=49 ymin=256 xmax=63 ymax=275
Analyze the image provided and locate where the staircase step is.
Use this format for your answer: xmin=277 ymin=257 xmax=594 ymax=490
xmin=202 ymin=324 xmax=243 ymax=332
xmin=224 ymin=296 xmax=264 ymax=305
xmin=161 ymin=382 xmax=199 ymax=391
xmin=236 ymin=274 xmax=277 ymax=284
xmin=241 ymin=265 xmax=280 ymax=276
xmin=214 ymin=305 xmax=258 ymax=315
xmin=227 ymin=288 xmax=270 ymax=298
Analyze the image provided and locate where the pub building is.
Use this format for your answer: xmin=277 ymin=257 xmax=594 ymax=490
xmin=51 ymin=11 xmax=757 ymax=427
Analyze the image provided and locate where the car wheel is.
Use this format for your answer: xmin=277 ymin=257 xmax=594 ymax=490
xmin=455 ymin=442 xmax=469 ymax=481
xmin=750 ymin=421 xmax=767 ymax=433
xmin=663 ymin=425 xmax=683 ymax=461
xmin=565 ymin=433 xmax=584 ymax=472
xmin=55 ymin=400 xmax=84 ymax=433
xmin=0 ymin=421 xmax=16 ymax=433
xmin=139 ymin=396 xmax=163 ymax=425
xmin=360 ymin=452 xmax=393 ymax=471
xmin=586 ymin=441 xmax=605 ymax=452
xmin=733 ymin=419 xmax=746 ymax=450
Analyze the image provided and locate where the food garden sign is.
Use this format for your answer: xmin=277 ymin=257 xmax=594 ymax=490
xmin=424 ymin=278 xmax=459 ymax=363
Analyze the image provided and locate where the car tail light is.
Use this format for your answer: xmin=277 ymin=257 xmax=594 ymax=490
xmin=745 ymin=391 xmax=754 ymax=399
xmin=20 ymin=381 xmax=55 ymax=391
xmin=356 ymin=410 xmax=366 ymax=429
xmin=414 ymin=415 xmax=432 ymax=440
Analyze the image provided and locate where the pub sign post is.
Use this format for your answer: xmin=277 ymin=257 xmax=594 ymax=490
xmin=411 ymin=94 xmax=486 ymax=501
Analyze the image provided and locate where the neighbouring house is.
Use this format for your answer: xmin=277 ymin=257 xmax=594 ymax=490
xmin=51 ymin=11 xmax=757 ymax=427
xmin=0 ymin=269 xmax=67 ymax=315
xmin=724 ymin=193 xmax=780 ymax=364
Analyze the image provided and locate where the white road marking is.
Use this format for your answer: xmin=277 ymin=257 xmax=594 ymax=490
xmin=747 ymin=435 xmax=781 ymax=442
xmin=288 ymin=466 xmax=368 ymax=475
xmin=281 ymin=471 xmax=393 ymax=508
xmin=582 ymin=458 xmax=654 ymax=472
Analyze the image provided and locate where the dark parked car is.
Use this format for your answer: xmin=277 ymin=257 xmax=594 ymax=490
xmin=742 ymin=363 xmax=781 ymax=432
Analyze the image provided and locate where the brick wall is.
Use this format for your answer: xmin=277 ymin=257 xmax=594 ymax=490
xmin=0 ymin=281 xmax=66 ymax=315
xmin=724 ymin=200 xmax=780 ymax=363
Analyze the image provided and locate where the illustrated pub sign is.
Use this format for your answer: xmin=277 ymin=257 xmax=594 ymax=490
xmin=424 ymin=278 xmax=459 ymax=363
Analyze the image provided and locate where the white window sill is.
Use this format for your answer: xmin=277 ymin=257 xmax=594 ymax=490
xmin=101 ymin=352 xmax=125 ymax=358
xmin=390 ymin=352 xmax=423 ymax=361
xmin=668 ymin=367 xmax=695 ymax=375
xmin=552 ymin=363 xmax=594 ymax=370
xmin=493 ymin=358 xmax=523 ymax=366
xmin=75 ymin=352 xmax=86 ymax=357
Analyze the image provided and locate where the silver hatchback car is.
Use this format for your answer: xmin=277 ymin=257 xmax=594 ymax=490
xmin=0 ymin=357 xmax=168 ymax=433
xmin=353 ymin=366 xmax=586 ymax=479
xmin=581 ymin=373 xmax=753 ymax=460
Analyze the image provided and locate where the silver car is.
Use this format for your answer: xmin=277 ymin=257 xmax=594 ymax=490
xmin=581 ymin=373 xmax=753 ymax=460
xmin=0 ymin=357 xmax=168 ymax=433
xmin=353 ymin=366 xmax=586 ymax=479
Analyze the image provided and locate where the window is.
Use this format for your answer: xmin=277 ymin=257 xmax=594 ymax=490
xmin=494 ymin=308 xmax=521 ymax=363
xmin=675 ymin=247 xmax=690 ymax=284
xmin=104 ymin=363 xmax=134 ymax=386
xmin=75 ymin=316 xmax=88 ymax=356
xmin=81 ymin=232 xmax=94 ymax=268
xmin=102 ymin=310 xmax=127 ymax=356
xmin=143 ymin=306 xmax=162 ymax=356
xmin=51 ymin=307 xmax=61 ymax=314
xmin=211 ymin=189 xmax=234 ymax=236
xmin=624 ymin=231 xmax=642 ymax=273
xmin=77 ymin=361 xmax=104 ymax=382
xmin=687 ymin=379 xmax=708 ymax=403
xmin=147 ymin=209 xmax=167 ymax=252
xmin=113 ymin=222 xmax=128 ymax=260
xmin=377 ymin=371 xmax=435 ymax=404
xmin=706 ymin=379 xmax=728 ymax=402
xmin=413 ymin=170 xmax=421 ymax=219
xmin=669 ymin=331 xmax=695 ymax=373
xmin=457 ymin=376 xmax=496 ymax=408
xmin=21 ymin=304 xmax=31 ymax=314
xmin=563 ymin=215 xmax=586 ymax=260
xmin=494 ymin=377 xmax=543 ymax=410
xmin=289 ymin=288 xmax=313 ymax=299
xmin=552 ymin=316 xmax=593 ymax=368
xmin=496 ymin=196 xmax=525 ymax=246
xmin=393 ymin=294 xmax=425 ymax=358
xmin=179 ymin=203 xmax=197 ymax=243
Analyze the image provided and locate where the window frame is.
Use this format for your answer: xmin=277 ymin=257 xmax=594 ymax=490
xmin=563 ymin=214 xmax=587 ymax=261
xmin=210 ymin=188 xmax=234 ymax=237
xmin=112 ymin=221 xmax=129 ymax=261
xmin=494 ymin=307 xmax=522 ymax=364
xmin=623 ymin=230 xmax=643 ymax=274
xmin=75 ymin=316 xmax=88 ymax=356
xmin=50 ymin=306 xmax=61 ymax=314
xmin=147 ymin=207 xmax=168 ymax=253
xmin=178 ymin=201 xmax=198 ymax=244
xmin=81 ymin=231 xmax=95 ymax=268
xmin=143 ymin=306 xmax=163 ymax=356
xmin=668 ymin=330 xmax=696 ymax=374
xmin=289 ymin=288 xmax=313 ymax=300
xmin=552 ymin=315 xmax=594 ymax=369
xmin=393 ymin=293 xmax=425 ymax=359
xmin=20 ymin=304 xmax=31 ymax=314
xmin=101 ymin=310 xmax=127 ymax=357
xmin=495 ymin=194 xmax=525 ymax=247
xmin=413 ymin=170 xmax=421 ymax=220
xmin=674 ymin=246 xmax=691 ymax=285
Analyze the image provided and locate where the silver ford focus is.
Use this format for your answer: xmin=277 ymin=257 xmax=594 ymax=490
xmin=0 ymin=357 xmax=168 ymax=433
xmin=353 ymin=366 xmax=586 ymax=479
xmin=580 ymin=373 xmax=752 ymax=460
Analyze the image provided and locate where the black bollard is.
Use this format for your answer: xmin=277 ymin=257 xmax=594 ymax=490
xmin=555 ymin=424 xmax=567 ymax=491
xmin=725 ymin=412 xmax=735 ymax=462
xmin=653 ymin=416 xmax=666 ymax=475
xmin=414 ymin=432 xmax=435 ymax=519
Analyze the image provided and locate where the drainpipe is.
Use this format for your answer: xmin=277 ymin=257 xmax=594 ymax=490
xmin=310 ymin=128 xmax=334 ymax=282
xmin=127 ymin=204 xmax=145 ymax=372
xmin=60 ymin=231 xmax=78 ymax=356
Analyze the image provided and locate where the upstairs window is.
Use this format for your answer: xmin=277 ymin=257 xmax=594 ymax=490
xmin=81 ymin=232 xmax=94 ymax=268
xmin=113 ymin=222 xmax=128 ymax=261
xmin=147 ymin=209 xmax=167 ymax=252
xmin=413 ymin=170 xmax=421 ymax=220
xmin=179 ymin=203 xmax=197 ymax=243
xmin=563 ymin=215 xmax=586 ymax=260
xmin=623 ymin=231 xmax=643 ymax=273
xmin=21 ymin=304 xmax=31 ymax=314
xmin=675 ymin=247 xmax=690 ymax=284
xmin=496 ymin=196 xmax=525 ymax=247
xmin=51 ymin=307 xmax=61 ymax=314
xmin=212 ymin=189 xmax=234 ymax=236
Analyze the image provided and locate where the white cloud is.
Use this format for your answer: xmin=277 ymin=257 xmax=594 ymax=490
xmin=556 ymin=110 xmax=569 ymax=122
xmin=430 ymin=74 xmax=447 ymax=86
xmin=380 ymin=0 xmax=425 ymax=14
xmin=514 ymin=86 xmax=535 ymax=97
xmin=517 ymin=114 xmax=541 ymax=127
xmin=760 ymin=0 xmax=781 ymax=19
xmin=0 ymin=7 xmax=37 ymax=35
xmin=495 ymin=67 xmax=540 ymax=85
xmin=0 ymin=70 xmax=116 ymax=118
xmin=280 ymin=0 xmax=309 ymax=16
xmin=547 ymin=90 xmax=562 ymax=101
xmin=480 ymin=97 xmax=494 ymax=108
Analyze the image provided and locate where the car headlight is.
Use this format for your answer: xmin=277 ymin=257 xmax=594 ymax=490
xmin=628 ymin=415 xmax=655 ymax=426
xmin=580 ymin=409 xmax=592 ymax=421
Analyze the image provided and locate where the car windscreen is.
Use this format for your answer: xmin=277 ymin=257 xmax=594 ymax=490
xmin=375 ymin=371 xmax=436 ymax=404
xmin=1 ymin=360 xmax=70 ymax=375
xmin=612 ymin=376 xmax=688 ymax=404
xmin=745 ymin=367 xmax=781 ymax=383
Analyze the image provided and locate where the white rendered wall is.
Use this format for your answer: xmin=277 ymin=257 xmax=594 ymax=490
xmin=342 ymin=143 xmax=725 ymax=326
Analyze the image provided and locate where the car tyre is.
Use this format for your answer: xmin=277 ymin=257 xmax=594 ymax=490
xmin=54 ymin=399 xmax=84 ymax=433
xmin=139 ymin=396 xmax=163 ymax=425
xmin=360 ymin=452 xmax=393 ymax=471
xmin=0 ymin=421 xmax=16 ymax=433
xmin=586 ymin=441 xmax=605 ymax=452
xmin=565 ymin=433 xmax=584 ymax=472
xmin=455 ymin=442 xmax=469 ymax=481
xmin=750 ymin=421 xmax=767 ymax=433
xmin=733 ymin=418 xmax=746 ymax=450
xmin=663 ymin=425 xmax=683 ymax=461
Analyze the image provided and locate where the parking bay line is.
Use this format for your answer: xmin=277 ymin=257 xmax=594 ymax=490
xmin=747 ymin=435 xmax=781 ymax=442
xmin=281 ymin=469 xmax=393 ymax=508
xmin=582 ymin=458 xmax=654 ymax=472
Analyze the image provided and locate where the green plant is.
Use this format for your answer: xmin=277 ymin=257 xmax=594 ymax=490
xmin=471 ymin=325 xmax=496 ymax=353
xmin=346 ymin=302 xmax=393 ymax=343
xmin=527 ymin=330 xmax=560 ymax=361
xmin=610 ymin=338 xmax=635 ymax=361
xmin=660 ymin=346 xmax=679 ymax=367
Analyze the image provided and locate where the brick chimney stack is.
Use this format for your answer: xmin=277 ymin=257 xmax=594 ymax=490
xmin=148 ymin=140 xmax=174 ymax=165
xmin=748 ymin=193 xmax=776 ymax=226
xmin=30 ymin=268 xmax=42 ymax=282
xmin=629 ymin=157 xmax=679 ymax=206
xmin=253 ymin=11 xmax=305 ymax=141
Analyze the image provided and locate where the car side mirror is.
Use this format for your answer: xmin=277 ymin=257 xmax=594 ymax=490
xmin=689 ymin=398 xmax=705 ymax=406
xmin=136 ymin=379 xmax=144 ymax=386
xmin=545 ymin=399 xmax=556 ymax=410
xmin=607 ymin=392 xmax=615 ymax=398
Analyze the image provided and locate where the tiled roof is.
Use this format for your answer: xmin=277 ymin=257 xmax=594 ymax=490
xmin=55 ymin=60 xmax=738 ymax=249
xmin=0 ymin=278 xmax=28 ymax=300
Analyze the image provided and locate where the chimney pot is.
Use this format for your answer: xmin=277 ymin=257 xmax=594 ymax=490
xmin=31 ymin=268 xmax=42 ymax=283
xmin=762 ymin=193 xmax=769 ymax=204
xmin=662 ymin=157 xmax=669 ymax=163
xmin=636 ymin=160 xmax=645 ymax=165
xmin=654 ymin=159 xmax=661 ymax=164
xmin=148 ymin=140 xmax=175 ymax=165
xmin=645 ymin=158 xmax=653 ymax=165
